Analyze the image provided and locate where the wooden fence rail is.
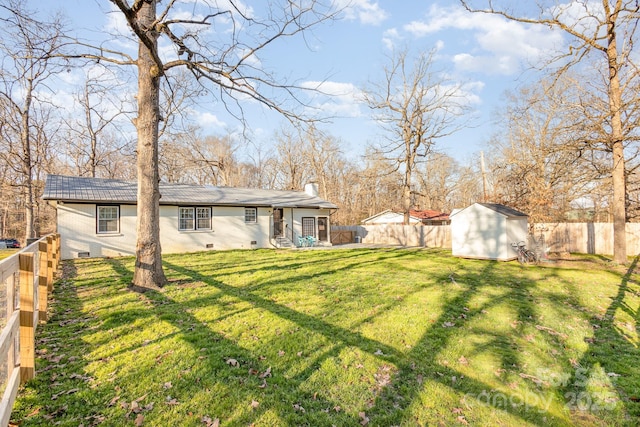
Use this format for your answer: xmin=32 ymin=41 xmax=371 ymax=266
xmin=0 ymin=234 xmax=59 ymax=427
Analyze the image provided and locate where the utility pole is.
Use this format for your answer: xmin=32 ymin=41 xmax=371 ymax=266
xmin=480 ymin=151 xmax=488 ymax=202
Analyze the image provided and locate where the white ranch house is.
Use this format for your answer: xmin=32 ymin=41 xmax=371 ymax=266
xmin=43 ymin=175 xmax=337 ymax=260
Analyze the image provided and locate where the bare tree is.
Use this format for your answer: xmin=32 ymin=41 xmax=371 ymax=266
xmin=362 ymin=48 xmax=471 ymax=224
xmin=414 ymin=152 xmax=459 ymax=213
xmin=488 ymin=74 xmax=602 ymax=222
xmin=0 ymin=1 xmax=65 ymax=242
xmin=68 ymin=0 xmax=339 ymax=289
xmin=64 ymin=67 xmax=134 ymax=177
xmin=273 ymin=126 xmax=312 ymax=190
xmin=460 ymin=0 xmax=640 ymax=262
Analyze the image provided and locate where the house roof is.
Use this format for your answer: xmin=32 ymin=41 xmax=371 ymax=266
xmin=450 ymin=203 xmax=527 ymax=218
xmin=409 ymin=209 xmax=450 ymax=221
xmin=42 ymin=175 xmax=338 ymax=209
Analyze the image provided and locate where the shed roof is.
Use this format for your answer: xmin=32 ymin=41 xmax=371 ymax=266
xmin=450 ymin=203 xmax=527 ymax=218
xmin=42 ymin=175 xmax=338 ymax=209
xmin=478 ymin=203 xmax=527 ymax=217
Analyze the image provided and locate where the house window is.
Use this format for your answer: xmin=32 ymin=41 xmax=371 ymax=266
xmin=97 ymin=205 xmax=119 ymax=234
xmin=179 ymin=207 xmax=211 ymax=231
xmin=302 ymin=217 xmax=316 ymax=237
xmin=179 ymin=207 xmax=194 ymax=230
xmin=245 ymin=207 xmax=257 ymax=223
xmin=196 ymin=207 xmax=212 ymax=230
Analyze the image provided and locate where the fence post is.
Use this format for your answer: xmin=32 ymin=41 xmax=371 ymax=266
xmin=46 ymin=236 xmax=54 ymax=292
xmin=19 ymin=253 xmax=35 ymax=383
xmin=38 ymin=241 xmax=49 ymax=323
xmin=52 ymin=234 xmax=60 ymax=276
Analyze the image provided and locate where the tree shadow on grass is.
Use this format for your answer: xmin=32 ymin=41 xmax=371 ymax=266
xmin=362 ymin=260 xmax=577 ymax=426
xmin=11 ymin=259 xmax=114 ymax=426
xmin=13 ymin=250 xmax=620 ymax=426
xmin=160 ymin=255 xmax=572 ymax=426
xmin=560 ymin=255 xmax=640 ymax=424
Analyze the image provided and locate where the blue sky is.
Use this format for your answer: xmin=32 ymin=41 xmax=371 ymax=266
xmin=47 ymin=1 xmax=565 ymax=162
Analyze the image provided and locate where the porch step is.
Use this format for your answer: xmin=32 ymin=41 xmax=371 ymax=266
xmin=275 ymin=237 xmax=294 ymax=248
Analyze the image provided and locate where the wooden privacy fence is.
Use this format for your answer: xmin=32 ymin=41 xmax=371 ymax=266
xmin=333 ymin=224 xmax=451 ymax=248
xmin=333 ymin=223 xmax=640 ymax=256
xmin=0 ymin=234 xmax=60 ymax=427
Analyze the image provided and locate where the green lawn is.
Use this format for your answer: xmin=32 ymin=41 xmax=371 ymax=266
xmin=0 ymin=249 xmax=18 ymax=261
xmin=11 ymin=248 xmax=640 ymax=426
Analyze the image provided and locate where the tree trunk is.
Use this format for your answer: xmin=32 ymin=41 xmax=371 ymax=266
xmin=21 ymin=78 xmax=35 ymax=241
xmin=607 ymin=12 xmax=627 ymax=264
xmin=132 ymin=0 xmax=166 ymax=289
xmin=403 ymin=164 xmax=412 ymax=225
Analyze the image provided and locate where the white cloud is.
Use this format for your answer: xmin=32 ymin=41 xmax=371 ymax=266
xmin=335 ymin=0 xmax=388 ymax=25
xmin=192 ymin=110 xmax=226 ymax=131
xmin=382 ymin=27 xmax=401 ymax=50
xmin=301 ymin=80 xmax=364 ymax=118
xmin=405 ymin=4 xmax=565 ymax=75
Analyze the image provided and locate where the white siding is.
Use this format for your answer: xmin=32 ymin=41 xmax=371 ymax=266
xmin=58 ymin=203 xmax=137 ymax=259
xmin=291 ymin=208 xmax=331 ymax=240
xmin=57 ymin=203 xmax=332 ymax=259
xmin=451 ymin=203 xmax=528 ymax=261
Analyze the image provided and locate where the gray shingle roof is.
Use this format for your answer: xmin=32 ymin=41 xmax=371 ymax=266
xmin=477 ymin=203 xmax=528 ymax=217
xmin=42 ymin=175 xmax=338 ymax=209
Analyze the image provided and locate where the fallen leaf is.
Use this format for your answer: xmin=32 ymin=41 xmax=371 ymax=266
xmin=201 ymin=416 xmax=220 ymax=427
xmin=259 ymin=367 xmax=272 ymax=378
xmin=458 ymin=356 xmax=468 ymax=365
xmin=250 ymin=400 xmax=260 ymax=409
xmin=293 ymin=403 xmax=305 ymax=412
xmin=163 ymin=382 xmax=172 ymax=389
xmin=278 ymin=350 xmax=285 ymax=357
xmin=442 ymin=322 xmax=455 ymax=328
xmin=226 ymin=358 xmax=239 ymax=367
xmin=26 ymin=407 xmax=41 ymax=417
xmin=359 ymin=411 xmax=370 ymax=426
xmin=135 ymin=414 xmax=144 ymax=426
xmin=374 ymin=349 xmax=384 ymax=356
xmin=457 ymin=415 xmax=469 ymax=425
xmin=165 ymin=396 xmax=180 ymax=405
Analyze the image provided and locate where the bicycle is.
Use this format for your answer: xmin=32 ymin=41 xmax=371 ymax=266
xmin=511 ymin=241 xmax=538 ymax=265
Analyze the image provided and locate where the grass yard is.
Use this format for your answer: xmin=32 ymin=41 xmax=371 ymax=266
xmin=10 ymin=248 xmax=640 ymax=426
xmin=0 ymin=249 xmax=18 ymax=261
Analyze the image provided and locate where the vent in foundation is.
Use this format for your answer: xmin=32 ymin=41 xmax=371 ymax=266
xmin=251 ymin=241 xmax=257 ymax=245
xmin=206 ymin=243 xmax=214 ymax=249
xmin=78 ymin=252 xmax=90 ymax=258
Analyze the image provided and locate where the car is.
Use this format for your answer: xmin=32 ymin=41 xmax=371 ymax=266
xmin=1 ymin=239 xmax=20 ymax=248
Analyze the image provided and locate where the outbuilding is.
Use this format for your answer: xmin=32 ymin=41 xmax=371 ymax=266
xmin=450 ymin=203 xmax=528 ymax=261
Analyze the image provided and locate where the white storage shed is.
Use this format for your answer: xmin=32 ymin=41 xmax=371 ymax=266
xmin=450 ymin=203 xmax=528 ymax=261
